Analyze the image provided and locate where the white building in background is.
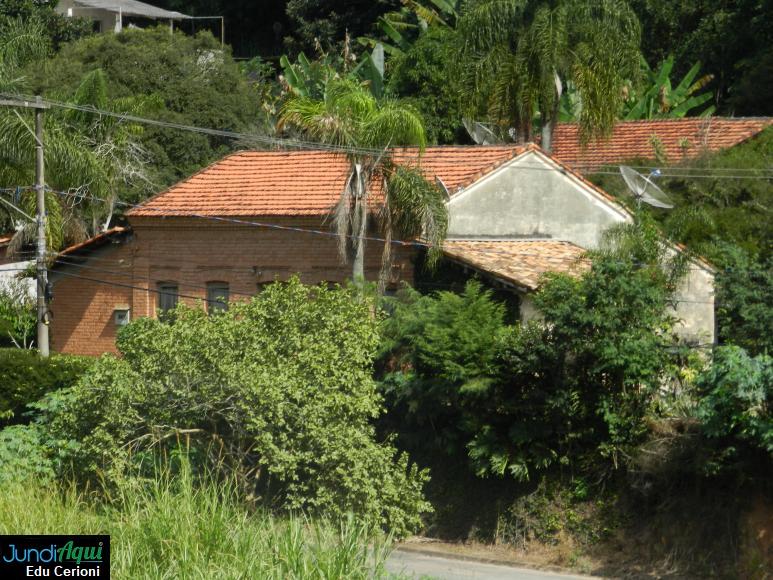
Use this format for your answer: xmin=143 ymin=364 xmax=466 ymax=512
xmin=0 ymin=261 xmax=34 ymax=298
xmin=56 ymin=0 xmax=188 ymax=34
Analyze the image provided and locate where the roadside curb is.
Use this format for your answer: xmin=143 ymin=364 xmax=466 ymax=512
xmin=393 ymin=542 xmax=602 ymax=578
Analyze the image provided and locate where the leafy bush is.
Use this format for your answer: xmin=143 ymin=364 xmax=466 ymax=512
xmin=380 ymin=221 xmax=685 ymax=482
xmin=36 ymin=279 xmax=430 ymax=536
xmin=696 ymin=346 xmax=772 ymax=469
xmin=0 ymin=277 xmax=35 ymax=349
xmin=0 ymin=424 xmax=55 ymax=484
xmin=713 ymin=246 xmax=773 ymax=356
xmin=0 ymin=348 xmax=91 ymax=425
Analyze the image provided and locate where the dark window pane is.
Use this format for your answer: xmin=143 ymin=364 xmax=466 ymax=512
xmin=157 ymin=282 xmax=178 ymax=313
xmin=207 ymin=282 xmax=229 ymax=313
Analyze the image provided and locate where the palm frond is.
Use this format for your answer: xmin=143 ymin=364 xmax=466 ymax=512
xmin=385 ymin=165 xmax=448 ymax=269
xmin=0 ymin=17 xmax=47 ymax=82
xmin=363 ymin=102 xmax=426 ymax=149
xmin=457 ymin=0 xmax=528 ymax=53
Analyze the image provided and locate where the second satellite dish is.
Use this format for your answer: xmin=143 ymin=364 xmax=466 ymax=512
xmin=619 ymin=165 xmax=675 ymax=209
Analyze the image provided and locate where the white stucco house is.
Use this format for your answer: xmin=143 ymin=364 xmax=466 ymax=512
xmin=56 ymin=0 xmax=188 ymax=33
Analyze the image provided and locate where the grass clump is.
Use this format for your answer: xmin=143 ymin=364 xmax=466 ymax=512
xmin=0 ymin=465 xmax=395 ymax=579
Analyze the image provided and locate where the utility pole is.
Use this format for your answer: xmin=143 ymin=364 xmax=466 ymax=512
xmin=34 ymin=96 xmax=49 ymax=357
xmin=0 ymin=96 xmax=50 ymax=356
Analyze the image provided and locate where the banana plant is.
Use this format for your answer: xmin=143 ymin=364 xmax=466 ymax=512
xmin=622 ymin=56 xmax=716 ymax=120
xmin=358 ymin=0 xmax=460 ymax=58
xmin=280 ymin=44 xmax=386 ymax=100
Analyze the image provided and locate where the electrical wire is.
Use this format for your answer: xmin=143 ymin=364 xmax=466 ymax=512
xmin=0 ymin=91 xmax=410 ymax=159
xmin=44 ymin=260 xmax=718 ymax=306
xmin=1 ymin=91 xmax=770 ymax=178
xmin=43 ymin=187 xmax=715 ymax=272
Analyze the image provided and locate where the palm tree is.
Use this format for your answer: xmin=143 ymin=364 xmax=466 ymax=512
xmin=280 ymin=79 xmax=447 ymax=289
xmin=0 ymin=21 xmax=153 ymax=254
xmin=456 ymin=0 xmax=641 ymax=151
xmin=0 ymin=17 xmax=46 ymax=93
xmin=60 ymin=68 xmax=158 ymax=233
xmin=0 ymin=18 xmax=105 ymax=255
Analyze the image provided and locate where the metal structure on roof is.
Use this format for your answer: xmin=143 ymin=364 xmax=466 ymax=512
xmin=64 ymin=0 xmax=188 ymax=20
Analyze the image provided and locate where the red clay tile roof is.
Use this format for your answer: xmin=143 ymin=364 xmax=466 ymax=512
xmin=552 ymin=117 xmax=772 ymax=171
xmin=127 ymin=146 xmax=529 ymax=218
xmin=442 ymin=239 xmax=589 ymax=291
xmin=56 ymin=227 xmax=129 ymax=259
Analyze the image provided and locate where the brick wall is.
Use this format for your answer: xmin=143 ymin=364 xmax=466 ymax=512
xmin=50 ymin=216 xmax=416 ymax=356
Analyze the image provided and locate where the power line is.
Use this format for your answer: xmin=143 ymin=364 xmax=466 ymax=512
xmin=5 ymin=185 xmax=718 ymax=276
xmin=0 ymin=91 xmax=410 ymax=159
xmin=52 ymin=254 xmax=262 ymax=299
xmin=45 ymin=187 xmax=718 ymax=272
xmin=1 ymin=91 xmax=770 ymax=178
xmin=44 ymin=263 xmax=719 ymax=306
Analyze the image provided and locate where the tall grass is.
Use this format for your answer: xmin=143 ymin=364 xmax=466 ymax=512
xmin=0 ymin=467 xmax=396 ymax=579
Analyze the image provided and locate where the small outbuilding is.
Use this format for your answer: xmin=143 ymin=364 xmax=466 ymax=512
xmin=56 ymin=0 xmax=188 ymax=33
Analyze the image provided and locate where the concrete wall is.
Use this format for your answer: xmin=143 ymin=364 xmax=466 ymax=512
xmin=672 ymin=260 xmax=715 ymax=345
xmin=50 ymin=216 xmax=415 ymax=356
xmin=56 ymin=0 xmax=119 ymax=33
xmin=447 ymin=150 xmax=715 ymax=344
xmin=448 ymin=152 xmax=632 ymax=249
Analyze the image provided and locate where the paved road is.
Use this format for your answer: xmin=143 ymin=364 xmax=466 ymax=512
xmin=385 ymin=549 xmax=596 ymax=580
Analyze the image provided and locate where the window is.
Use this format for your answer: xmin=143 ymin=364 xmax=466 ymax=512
xmin=157 ymin=282 xmax=178 ymax=314
xmin=207 ymin=282 xmax=229 ymax=313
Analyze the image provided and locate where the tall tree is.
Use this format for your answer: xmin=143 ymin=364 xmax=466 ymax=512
xmin=455 ymin=0 xmax=641 ymax=150
xmin=279 ymin=79 xmax=447 ymax=288
xmin=285 ymin=0 xmax=401 ymax=55
xmin=0 ymin=17 xmax=102 ymax=252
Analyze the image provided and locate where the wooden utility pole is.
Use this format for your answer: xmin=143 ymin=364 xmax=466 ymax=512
xmin=0 ymin=96 xmax=50 ymax=356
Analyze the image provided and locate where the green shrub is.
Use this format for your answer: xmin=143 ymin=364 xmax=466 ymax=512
xmin=0 ymin=348 xmax=91 ymax=425
xmin=379 ymin=220 xmax=685 ymax=482
xmin=0 ymin=278 xmax=35 ymax=349
xmin=696 ymin=346 xmax=772 ymax=472
xmin=36 ymin=279 xmax=430 ymax=536
xmin=0 ymin=424 xmax=55 ymax=484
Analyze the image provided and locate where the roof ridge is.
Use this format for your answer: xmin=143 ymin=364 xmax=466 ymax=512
xmin=556 ymin=117 xmax=773 ymax=128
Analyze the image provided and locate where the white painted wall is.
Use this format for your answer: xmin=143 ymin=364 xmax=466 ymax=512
xmin=448 ymin=152 xmax=631 ymax=249
xmin=446 ymin=150 xmax=715 ymax=343
xmin=0 ymin=261 xmax=34 ymax=297
xmin=56 ymin=0 xmax=121 ymax=32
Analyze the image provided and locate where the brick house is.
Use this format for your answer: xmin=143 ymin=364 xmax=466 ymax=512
xmin=48 ymin=127 xmax=740 ymax=356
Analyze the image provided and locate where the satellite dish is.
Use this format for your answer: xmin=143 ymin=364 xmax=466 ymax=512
xmin=619 ymin=165 xmax=674 ymax=209
xmin=463 ymin=118 xmax=503 ymax=145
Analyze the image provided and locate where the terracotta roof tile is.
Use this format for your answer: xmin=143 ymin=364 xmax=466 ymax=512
xmin=57 ymin=227 xmax=129 ymax=259
xmin=442 ymin=239 xmax=589 ymax=291
xmin=127 ymin=146 xmax=528 ymax=218
xmin=552 ymin=117 xmax=772 ymax=171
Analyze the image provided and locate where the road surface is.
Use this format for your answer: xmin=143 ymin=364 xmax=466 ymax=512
xmin=385 ymin=549 xmax=597 ymax=580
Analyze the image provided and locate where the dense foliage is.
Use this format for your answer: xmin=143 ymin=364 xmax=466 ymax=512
xmin=696 ymin=346 xmax=772 ymax=469
xmin=630 ymin=0 xmax=773 ymax=114
xmin=387 ymin=27 xmax=467 ymax=144
xmin=29 ymin=279 xmax=429 ymax=536
xmin=379 ymin=221 xmax=686 ymax=482
xmin=0 ymin=278 xmax=34 ymax=348
xmin=26 ymin=27 xmax=262 ymax=193
xmin=591 ymin=128 xmax=772 ymax=355
xmin=0 ymin=0 xmax=91 ymax=50
xmin=0 ymin=348 xmax=90 ymax=425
